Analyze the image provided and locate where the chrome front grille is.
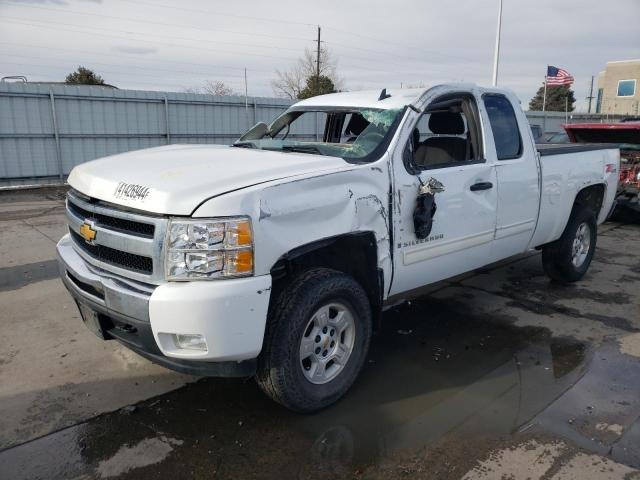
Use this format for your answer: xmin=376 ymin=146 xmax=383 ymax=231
xmin=66 ymin=190 xmax=167 ymax=284
xmin=67 ymin=200 xmax=155 ymax=238
xmin=69 ymin=230 xmax=153 ymax=274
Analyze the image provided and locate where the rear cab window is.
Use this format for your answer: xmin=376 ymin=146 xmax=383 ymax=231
xmin=483 ymin=94 xmax=523 ymax=160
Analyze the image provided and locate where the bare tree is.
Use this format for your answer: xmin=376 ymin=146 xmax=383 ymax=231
xmin=272 ymin=46 xmax=343 ymax=99
xmin=184 ymin=80 xmax=237 ymax=96
xmin=202 ymin=80 xmax=236 ymax=96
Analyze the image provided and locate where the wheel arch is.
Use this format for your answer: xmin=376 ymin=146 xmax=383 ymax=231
xmin=573 ymin=183 xmax=606 ymax=217
xmin=269 ymin=232 xmax=384 ymax=319
xmin=533 ymin=182 xmax=606 ymax=250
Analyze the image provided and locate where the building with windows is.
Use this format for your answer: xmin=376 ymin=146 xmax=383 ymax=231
xmin=596 ymin=59 xmax=640 ymax=116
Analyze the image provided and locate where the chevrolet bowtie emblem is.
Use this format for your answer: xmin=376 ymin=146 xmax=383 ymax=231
xmin=79 ymin=222 xmax=97 ymax=243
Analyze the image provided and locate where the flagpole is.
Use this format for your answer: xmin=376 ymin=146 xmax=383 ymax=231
xmin=491 ymin=0 xmax=503 ymax=86
xmin=542 ymin=69 xmax=548 ymax=133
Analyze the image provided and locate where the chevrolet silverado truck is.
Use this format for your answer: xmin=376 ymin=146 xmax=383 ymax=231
xmin=57 ymin=84 xmax=619 ymax=412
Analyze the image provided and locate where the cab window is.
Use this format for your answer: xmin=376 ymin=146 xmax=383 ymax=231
xmin=407 ymin=94 xmax=483 ymax=171
xmin=483 ymin=94 xmax=522 ymax=160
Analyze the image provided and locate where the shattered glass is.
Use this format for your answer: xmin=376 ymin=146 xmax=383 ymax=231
xmin=233 ymin=107 xmax=405 ymax=162
xmin=361 ymin=109 xmax=402 ymax=128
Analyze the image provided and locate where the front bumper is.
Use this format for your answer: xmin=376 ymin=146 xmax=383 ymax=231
xmin=56 ymin=234 xmax=272 ymax=376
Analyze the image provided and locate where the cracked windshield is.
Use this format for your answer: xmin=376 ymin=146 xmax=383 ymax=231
xmin=234 ymin=108 xmax=403 ymax=160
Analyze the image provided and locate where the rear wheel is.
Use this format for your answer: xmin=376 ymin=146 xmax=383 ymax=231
xmin=542 ymin=204 xmax=597 ymax=283
xmin=256 ymin=268 xmax=372 ymax=412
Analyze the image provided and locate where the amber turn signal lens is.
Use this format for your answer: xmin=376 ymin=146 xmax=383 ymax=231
xmin=224 ymin=249 xmax=253 ymax=275
xmin=235 ymin=220 xmax=252 ymax=246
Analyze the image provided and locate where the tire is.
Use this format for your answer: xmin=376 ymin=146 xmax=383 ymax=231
xmin=542 ymin=204 xmax=597 ymax=283
xmin=256 ymin=268 xmax=372 ymax=412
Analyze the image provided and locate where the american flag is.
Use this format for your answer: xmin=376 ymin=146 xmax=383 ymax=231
xmin=546 ymin=66 xmax=574 ymax=86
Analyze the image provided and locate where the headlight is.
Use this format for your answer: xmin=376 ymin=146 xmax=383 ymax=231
xmin=166 ymin=217 xmax=253 ymax=280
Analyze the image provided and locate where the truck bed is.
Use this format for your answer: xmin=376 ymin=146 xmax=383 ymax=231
xmin=536 ymin=143 xmax=616 ymax=156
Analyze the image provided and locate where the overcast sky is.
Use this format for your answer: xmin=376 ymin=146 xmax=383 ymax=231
xmin=1 ymin=0 xmax=638 ymax=111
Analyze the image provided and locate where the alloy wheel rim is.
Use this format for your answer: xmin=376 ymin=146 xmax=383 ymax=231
xmin=571 ymin=222 xmax=591 ymax=268
xmin=299 ymin=302 xmax=356 ymax=385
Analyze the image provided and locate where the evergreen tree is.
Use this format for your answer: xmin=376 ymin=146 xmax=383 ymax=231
xmin=529 ymin=84 xmax=575 ymax=112
xmin=65 ymin=67 xmax=105 ymax=85
xmin=297 ymin=75 xmax=336 ymax=100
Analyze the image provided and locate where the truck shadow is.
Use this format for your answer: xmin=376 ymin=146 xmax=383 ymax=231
xmin=0 ymin=296 xmax=590 ymax=480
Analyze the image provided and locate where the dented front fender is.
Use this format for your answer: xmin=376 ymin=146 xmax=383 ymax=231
xmin=193 ymin=160 xmax=393 ymax=298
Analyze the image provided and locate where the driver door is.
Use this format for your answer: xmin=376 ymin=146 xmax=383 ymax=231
xmin=389 ymin=90 xmax=498 ymax=296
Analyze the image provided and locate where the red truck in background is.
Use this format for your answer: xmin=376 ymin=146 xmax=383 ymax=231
xmin=563 ymin=121 xmax=640 ymax=220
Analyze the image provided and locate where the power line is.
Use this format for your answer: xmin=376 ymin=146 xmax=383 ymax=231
xmin=0 ymin=61 xmax=247 ymax=85
xmin=115 ymin=0 xmax=476 ymax=64
xmin=0 ymin=66 xmax=232 ymax=91
xmin=0 ymin=42 xmax=274 ymax=74
xmin=1 ymin=42 xmax=451 ymax=85
xmin=324 ymin=39 xmax=476 ymax=66
xmin=4 ymin=2 xmax=475 ymax=68
xmin=0 ymin=16 xmax=308 ymax=53
xmin=323 ymin=26 xmax=475 ymax=63
xmin=1 ymin=2 xmax=483 ymax=91
xmin=1 ymin=18 xmax=471 ymax=78
xmin=116 ymin=0 xmax=316 ymax=28
xmin=2 ymin=3 xmax=313 ymax=45
xmin=0 ymin=52 xmax=277 ymax=81
xmin=0 ymin=15 xmax=453 ymax=74
xmin=0 ymin=19 xmax=301 ymax=62
xmin=0 ymin=20 xmax=462 ymax=78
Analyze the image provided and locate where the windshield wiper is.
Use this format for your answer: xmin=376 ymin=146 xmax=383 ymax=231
xmin=281 ymin=145 xmax=323 ymax=155
xmin=232 ymin=142 xmax=257 ymax=149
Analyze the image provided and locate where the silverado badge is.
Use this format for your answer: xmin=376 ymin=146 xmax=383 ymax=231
xmin=79 ymin=221 xmax=97 ymax=244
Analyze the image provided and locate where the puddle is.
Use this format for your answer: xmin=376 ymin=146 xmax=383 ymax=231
xmin=97 ymin=436 xmax=183 ymax=478
xmin=0 ymin=299 xmax=592 ymax=479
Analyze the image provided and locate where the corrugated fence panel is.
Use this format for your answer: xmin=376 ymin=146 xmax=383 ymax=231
xmin=2 ymin=82 xmax=620 ymax=186
xmin=0 ymin=83 xmax=294 ymax=183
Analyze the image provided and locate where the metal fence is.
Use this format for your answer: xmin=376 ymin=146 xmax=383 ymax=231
xmin=0 ymin=83 xmax=294 ymax=185
xmin=0 ymin=82 xmax=629 ymax=187
xmin=525 ymin=111 xmax=627 ymax=135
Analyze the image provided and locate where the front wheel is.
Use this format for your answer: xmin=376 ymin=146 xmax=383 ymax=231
xmin=256 ymin=268 xmax=372 ymax=412
xmin=542 ymin=204 xmax=597 ymax=283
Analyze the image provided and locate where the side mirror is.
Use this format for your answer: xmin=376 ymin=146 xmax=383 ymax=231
xmin=239 ymin=122 xmax=268 ymax=141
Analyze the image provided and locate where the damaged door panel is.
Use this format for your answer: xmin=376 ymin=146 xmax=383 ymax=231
xmin=389 ymin=88 xmax=498 ymax=296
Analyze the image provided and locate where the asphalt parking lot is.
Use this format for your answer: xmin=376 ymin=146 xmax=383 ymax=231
xmin=1 ymin=187 xmax=640 ymax=480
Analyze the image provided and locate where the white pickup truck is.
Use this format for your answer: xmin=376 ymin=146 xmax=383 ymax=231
xmin=57 ymin=84 xmax=619 ymax=412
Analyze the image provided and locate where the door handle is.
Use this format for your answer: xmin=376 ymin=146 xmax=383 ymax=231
xmin=470 ymin=181 xmax=493 ymax=191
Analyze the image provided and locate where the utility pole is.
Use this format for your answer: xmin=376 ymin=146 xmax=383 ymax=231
xmin=542 ymin=72 xmax=548 ymax=133
xmin=586 ymin=75 xmax=595 ymax=114
xmin=316 ymin=25 xmax=321 ymax=95
xmin=244 ymin=68 xmax=249 ymax=128
xmin=491 ymin=0 xmax=503 ymax=86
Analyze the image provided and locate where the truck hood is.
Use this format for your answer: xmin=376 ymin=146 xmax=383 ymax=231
xmin=68 ymin=144 xmax=349 ymax=215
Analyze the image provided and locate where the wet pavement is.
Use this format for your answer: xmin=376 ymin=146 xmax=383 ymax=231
xmin=1 ymin=189 xmax=640 ymax=479
xmin=0 ymin=304 xmax=593 ymax=479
